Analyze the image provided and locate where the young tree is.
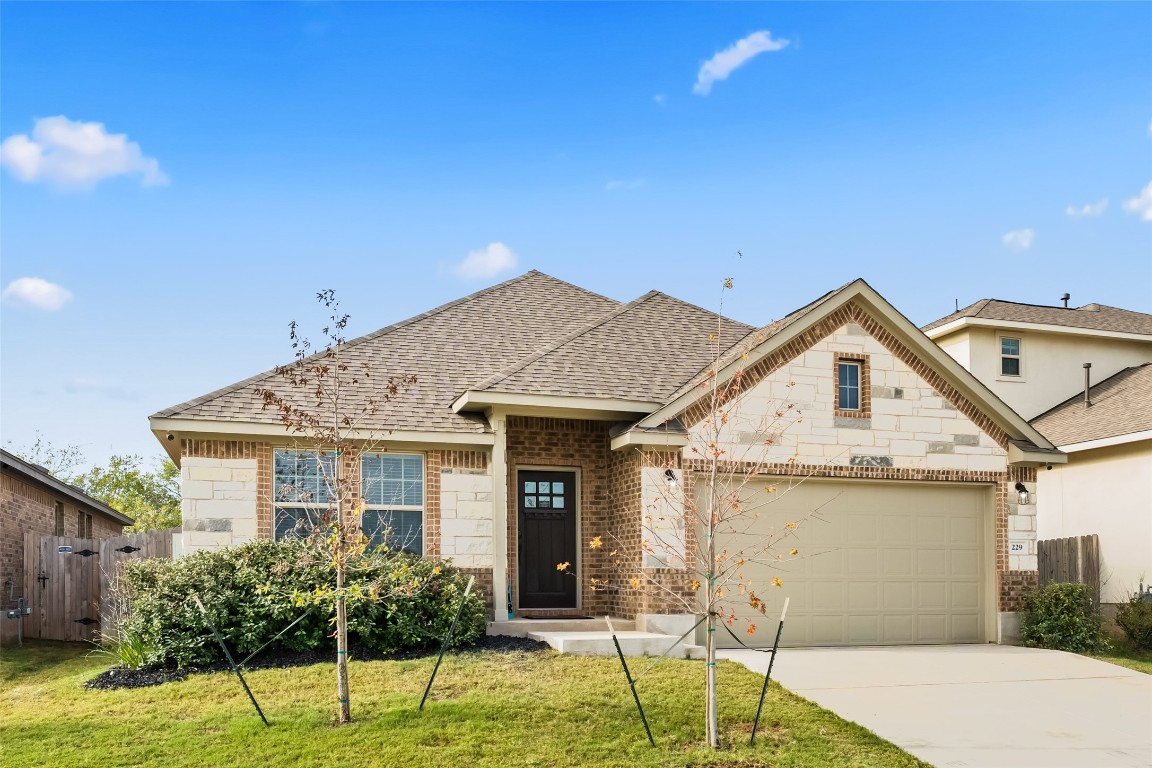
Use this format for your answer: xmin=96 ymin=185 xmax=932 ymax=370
xmin=581 ymin=278 xmax=824 ymax=748
xmin=254 ymin=289 xmax=417 ymax=724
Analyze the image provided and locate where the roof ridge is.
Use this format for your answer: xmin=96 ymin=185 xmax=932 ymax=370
xmin=152 ymin=271 xmax=618 ymax=419
xmin=470 ymin=290 xmax=665 ymax=392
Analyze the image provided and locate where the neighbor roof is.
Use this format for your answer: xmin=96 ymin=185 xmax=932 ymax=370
xmin=468 ymin=290 xmax=754 ymax=402
xmin=922 ymin=299 xmax=1152 ymax=336
xmin=152 ymin=271 xmax=620 ymax=434
xmin=0 ymin=449 xmax=134 ymax=526
xmin=1030 ymin=364 xmax=1152 ymax=447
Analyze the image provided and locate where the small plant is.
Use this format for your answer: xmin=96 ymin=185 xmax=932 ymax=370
xmin=1019 ymin=582 xmax=1109 ymax=653
xmin=88 ymin=625 xmax=154 ymax=669
xmin=1114 ymin=589 xmax=1152 ymax=650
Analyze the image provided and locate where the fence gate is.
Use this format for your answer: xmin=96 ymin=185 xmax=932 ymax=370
xmin=1037 ymin=534 xmax=1101 ymax=605
xmin=22 ymin=530 xmax=174 ymax=642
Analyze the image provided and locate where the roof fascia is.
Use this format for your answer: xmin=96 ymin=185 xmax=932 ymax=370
xmin=451 ymin=390 xmax=660 ymax=420
xmin=925 ymin=317 xmax=1152 ymax=343
xmin=1054 ymin=429 xmax=1152 ymax=453
xmin=641 ymin=280 xmax=1061 ymax=452
xmin=609 ymin=429 xmax=691 ymax=452
xmin=1007 ymin=443 xmax=1067 ymax=466
xmin=0 ymin=451 xmax=134 ymax=525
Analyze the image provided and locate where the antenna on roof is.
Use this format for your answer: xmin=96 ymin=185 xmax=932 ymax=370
xmin=955 ymin=298 xmax=959 ymax=312
xmin=1061 ymin=293 xmax=1070 ymax=308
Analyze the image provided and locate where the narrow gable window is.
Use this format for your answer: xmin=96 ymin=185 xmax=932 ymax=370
xmin=834 ymin=352 xmax=871 ymax=418
xmin=54 ymin=501 xmax=65 ymax=536
xmin=1000 ymin=337 xmax=1022 ymax=377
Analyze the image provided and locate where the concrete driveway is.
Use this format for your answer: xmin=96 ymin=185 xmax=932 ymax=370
xmin=719 ymin=645 xmax=1151 ymax=768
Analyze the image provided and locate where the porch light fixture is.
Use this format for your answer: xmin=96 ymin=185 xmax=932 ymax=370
xmin=664 ymin=468 xmax=678 ymax=488
xmin=1014 ymin=482 xmax=1030 ymax=505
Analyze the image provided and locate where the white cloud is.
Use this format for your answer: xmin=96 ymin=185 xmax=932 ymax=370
xmin=1123 ymin=182 xmax=1152 ymax=222
xmin=0 ymin=116 xmax=168 ymax=189
xmin=605 ymin=178 xmax=645 ymax=191
xmin=653 ymin=94 xmax=667 ymax=105
xmin=693 ymin=30 xmax=789 ymax=96
xmin=2 ymin=277 xmax=73 ymax=310
xmin=453 ymin=242 xmax=518 ymax=279
xmin=1065 ymin=198 xmax=1108 ymax=218
xmin=1002 ymin=229 xmax=1035 ymax=251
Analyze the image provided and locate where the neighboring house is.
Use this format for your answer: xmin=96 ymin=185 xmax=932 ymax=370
xmin=0 ymin=449 xmax=134 ymax=643
xmin=925 ymin=298 xmax=1152 ymax=609
xmin=149 ymin=272 xmax=1063 ymax=647
xmin=1031 ymin=364 xmax=1152 ymax=605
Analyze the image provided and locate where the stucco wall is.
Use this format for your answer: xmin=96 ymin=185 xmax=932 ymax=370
xmin=1036 ymin=440 xmax=1152 ymax=604
xmin=956 ymin=327 xmax=1151 ymax=420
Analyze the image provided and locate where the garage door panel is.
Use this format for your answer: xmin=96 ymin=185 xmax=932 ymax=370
xmin=712 ymin=480 xmax=988 ymax=648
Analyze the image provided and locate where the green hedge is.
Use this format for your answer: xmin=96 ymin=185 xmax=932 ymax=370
xmin=1019 ymin=581 xmax=1109 ymax=653
xmin=117 ymin=539 xmax=485 ymax=667
xmin=1115 ymin=592 xmax=1152 ymax=650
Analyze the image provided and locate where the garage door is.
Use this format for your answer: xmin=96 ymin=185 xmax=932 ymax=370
xmin=710 ymin=480 xmax=990 ymax=647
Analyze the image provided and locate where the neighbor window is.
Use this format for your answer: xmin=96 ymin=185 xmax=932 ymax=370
xmin=85 ymin=514 xmax=93 ymax=538
xmin=76 ymin=510 xmax=85 ymax=537
xmin=273 ymin=449 xmax=335 ymax=540
xmin=54 ymin=502 xmax=65 ymax=536
xmin=1000 ymin=337 xmax=1022 ymax=377
xmin=360 ymin=453 xmax=424 ymax=555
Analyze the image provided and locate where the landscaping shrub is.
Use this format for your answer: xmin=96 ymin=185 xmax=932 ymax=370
xmin=1019 ymin=581 xmax=1109 ymax=653
xmin=1114 ymin=591 xmax=1152 ymax=650
xmin=117 ymin=539 xmax=485 ymax=667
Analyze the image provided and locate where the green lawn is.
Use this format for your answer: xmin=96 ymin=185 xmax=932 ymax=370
xmin=1091 ymin=640 xmax=1152 ymax=675
xmin=0 ymin=641 xmax=926 ymax=768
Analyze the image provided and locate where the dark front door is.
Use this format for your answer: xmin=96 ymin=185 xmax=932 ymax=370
xmin=518 ymin=470 xmax=577 ymax=609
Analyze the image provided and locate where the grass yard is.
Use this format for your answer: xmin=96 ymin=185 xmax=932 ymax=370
xmin=1091 ymin=640 xmax=1152 ymax=675
xmin=0 ymin=640 xmax=926 ymax=768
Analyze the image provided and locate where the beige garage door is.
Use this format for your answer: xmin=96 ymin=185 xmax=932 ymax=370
xmin=710 ymin=480 xmax=990 ymax=647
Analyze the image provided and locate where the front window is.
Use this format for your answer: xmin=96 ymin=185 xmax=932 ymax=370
xmin=1001 ymin=337 xmax=1022 ymax=377
xmin=360 ymin=453 xmax=424 ymax=555
xmin=273 ymin=449 xmax=335 ymax=540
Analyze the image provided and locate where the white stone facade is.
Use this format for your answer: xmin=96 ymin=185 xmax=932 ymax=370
xmin=178 ymin=457 xmax=258 ymax=555
xmin=704 ymin=323 xmax=1010 ymax=474
xmin=440 ymin=468 xmax=494 ymax=568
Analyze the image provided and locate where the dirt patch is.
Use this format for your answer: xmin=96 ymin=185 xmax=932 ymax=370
xmin=85 ymin=635 xmax=551 ymax=691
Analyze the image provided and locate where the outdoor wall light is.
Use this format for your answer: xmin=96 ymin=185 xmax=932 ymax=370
xmin=664 ymin=468 xmax=678 ymax=488
xmin=1014 ymin=482 xmax=1030 ymax=505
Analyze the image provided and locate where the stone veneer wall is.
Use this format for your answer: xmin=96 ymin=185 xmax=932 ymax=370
xmin=505 ymin=416 xmax=612 ymax=616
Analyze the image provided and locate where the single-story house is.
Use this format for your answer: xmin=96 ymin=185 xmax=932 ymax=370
xmin=150 ymin=272 xmax=1063 ymax=646
xmin=924 ymin=298 xmax=1152 ymax=609
xmin=0 ymin=448 xmax=134 ymax=643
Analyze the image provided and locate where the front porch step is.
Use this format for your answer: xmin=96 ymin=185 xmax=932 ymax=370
xmin=487 ymin=618 xmax=634 ymax=638
xmin=527 ymin=630 xmax=706 ymax=660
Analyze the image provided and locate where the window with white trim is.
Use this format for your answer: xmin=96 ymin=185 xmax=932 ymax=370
xmin=1000 ymin=337 xmax=1022 ymax=377
xmin=360 ymin=453 xmax=424 ymax=555
xmin=273 ymin=449 xmax=335 ymax=540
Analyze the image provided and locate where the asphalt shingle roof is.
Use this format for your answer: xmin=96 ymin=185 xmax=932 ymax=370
xmin=473 ymin=291 xmax=755 ymax=402
xmin=152 ymin=271 xmax=621 ymax=433
xmin=923 ymin=299 xmax=1152 ymax=336
xmin=1030 ymin=364 xmax=1152 ymax=446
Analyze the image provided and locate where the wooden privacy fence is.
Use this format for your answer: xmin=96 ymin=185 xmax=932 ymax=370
xmin=1037 ymin=534 xmax=1101 ymax=605
xmin=22 ymin=529 xmax=174 ymax=642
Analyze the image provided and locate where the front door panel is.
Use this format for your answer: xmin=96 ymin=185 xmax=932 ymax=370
xmin=518 ymin=470 xmax=577 ymax=609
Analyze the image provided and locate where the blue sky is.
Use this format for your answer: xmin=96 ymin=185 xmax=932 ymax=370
xmin=2 ymin=2 xmax=1150 ymax=468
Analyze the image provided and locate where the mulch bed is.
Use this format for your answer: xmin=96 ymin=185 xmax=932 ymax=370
xmin=85 ymin=635 xmax=551 ymax=691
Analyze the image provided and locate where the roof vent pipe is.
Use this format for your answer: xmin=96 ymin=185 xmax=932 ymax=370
xmin=1083 ymin=362 xmax=1092 ymax=407
xmin=1061 ymin=293 xmax=1070 ymax=308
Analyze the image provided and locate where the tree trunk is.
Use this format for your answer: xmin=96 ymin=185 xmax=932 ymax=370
xmin=336 ymin=542 xmax=350 ymax=723
xmin=706 ymin=609 xmax=718 ymax=748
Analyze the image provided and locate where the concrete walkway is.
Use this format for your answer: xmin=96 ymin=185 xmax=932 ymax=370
xmin=719 ymin=645 xmax=1152 ymax=768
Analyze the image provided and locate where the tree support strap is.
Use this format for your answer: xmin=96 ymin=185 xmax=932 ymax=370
xmin=192 ymin=594 xmax=270 ymax=727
